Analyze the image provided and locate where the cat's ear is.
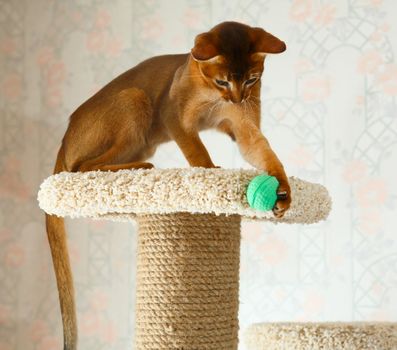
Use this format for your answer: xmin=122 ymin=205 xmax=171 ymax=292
xmin=250 ymin=28 xmax=286 ymax=55
xmin=191 ymin=33 xmax=220 ymax=62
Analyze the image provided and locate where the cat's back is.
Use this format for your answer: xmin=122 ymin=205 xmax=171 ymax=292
xmin=69 ymin=53 xmax=188 ymax=123
xmin=104 ymin=53 xmax=189 ymax=95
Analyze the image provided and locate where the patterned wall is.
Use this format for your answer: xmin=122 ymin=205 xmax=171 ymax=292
xmin=1 ymin=0 xmax=396 ymax=349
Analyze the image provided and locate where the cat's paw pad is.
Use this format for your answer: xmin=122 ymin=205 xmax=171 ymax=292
xmin=272 ymin=188 xmax=291 ymax=218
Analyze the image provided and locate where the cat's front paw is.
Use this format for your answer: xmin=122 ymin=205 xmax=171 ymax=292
xmin=272 ymin=177 xmax=291 ymax=219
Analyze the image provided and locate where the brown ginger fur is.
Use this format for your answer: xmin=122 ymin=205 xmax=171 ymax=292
xmin=47 ymin=21 xmax=291 ymax=349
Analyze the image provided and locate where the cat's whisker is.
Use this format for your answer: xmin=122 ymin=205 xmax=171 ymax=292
xmin=218 ymin=100 xmax=227 ymax=120
xmin=207 ymin=103 xmax=217 ymax=119
xmin=246 ymin=97 xmax=259 ymax=111
xmin=248 ymin=101 xmax=254 ymax=117
xmin=196 ymin=99 xmax=219 ymax=112
xmin=241 ymin=99 xmax=252 ymax=118
xmin=240 ymin=99 xmax=250 ymax=116
xmin=198 ymin=100 xmax=213 ymax=109
xmin=217 ymin=103 xmax=226 ymax=123
xmin=249 ymin=95 xmax=261 ymax=102
xmin=247 ymin=100 xmax=257 ymax=116
xmin=247 ymin=100 xmax=257 ymax=109
xmin=244 ymin=101 xmax=250 ymax=116
xmin=240 ymin=100 xmax=248 ymax=120
xmin=207 ymin=100 xmax=222 ymax=119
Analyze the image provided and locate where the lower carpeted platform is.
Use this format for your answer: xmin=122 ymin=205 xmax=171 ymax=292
xmin=245 ymin=322 xmax=397 ymax=350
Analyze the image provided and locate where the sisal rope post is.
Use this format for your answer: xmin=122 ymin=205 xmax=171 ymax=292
xmin=135 ymin=213 xmax=241 ymax=350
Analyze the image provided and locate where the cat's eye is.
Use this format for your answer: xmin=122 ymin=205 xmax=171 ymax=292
xmin=245 ymin=77 xmax=258 ymax=85
xmin=215 ymin=79 xmax=230 ymax=88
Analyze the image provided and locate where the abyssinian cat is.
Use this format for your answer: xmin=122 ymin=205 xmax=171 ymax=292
xmin=46 ymin=21 xmax=291 ymax=349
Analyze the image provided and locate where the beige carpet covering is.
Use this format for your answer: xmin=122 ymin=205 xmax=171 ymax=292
xmin=37 ymin=168 xmax=331 ymax=224
xmin=245 ymin=322 xmax=397 ymax=350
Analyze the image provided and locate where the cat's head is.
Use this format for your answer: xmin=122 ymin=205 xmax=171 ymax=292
xmin=190 ymin=21 xmax=286 ymax=103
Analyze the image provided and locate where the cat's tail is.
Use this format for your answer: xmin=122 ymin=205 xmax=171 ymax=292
xmin=46 ymin=214 xmax=77 ymax=350
xmin=45 ymin=145 xmax=77 ymax=350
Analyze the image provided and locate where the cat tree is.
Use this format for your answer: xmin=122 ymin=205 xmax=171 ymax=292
xmin=39 ymin=167 xmax=395 ymax=349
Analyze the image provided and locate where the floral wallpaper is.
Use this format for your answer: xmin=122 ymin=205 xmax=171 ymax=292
xmin=1 ymin=0 xmax=396 ymax=349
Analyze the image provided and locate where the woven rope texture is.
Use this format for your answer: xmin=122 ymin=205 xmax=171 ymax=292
xmin=135 ymin=213 xmax=241 ymax=350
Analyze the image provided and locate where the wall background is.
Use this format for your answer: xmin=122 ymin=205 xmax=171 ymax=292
xmin=1 ymin=0 xmax=397 ymax=349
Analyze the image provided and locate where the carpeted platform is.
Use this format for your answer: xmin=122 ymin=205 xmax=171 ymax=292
xmin=38 ymin=167 xmax=331 ymax=224
xmin=245 ymin=322 xmax=397 ymax=350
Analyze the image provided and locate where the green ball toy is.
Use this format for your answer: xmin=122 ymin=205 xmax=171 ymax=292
xmin=246 ymin=174 xmax=279 ymax=211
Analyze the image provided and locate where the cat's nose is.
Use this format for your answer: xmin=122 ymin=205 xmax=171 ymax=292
xmin=230 ymin=92 xmax=243 ymax=104
xmin=230 ymin=85 xmax=244 ymax=103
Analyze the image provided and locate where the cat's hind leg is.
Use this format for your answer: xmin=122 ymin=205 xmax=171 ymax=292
xmin=67 ymin=87 xmax=155 ymax=172
xmin=76 ymin=153 xmax=154 ymax=171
